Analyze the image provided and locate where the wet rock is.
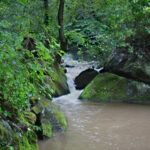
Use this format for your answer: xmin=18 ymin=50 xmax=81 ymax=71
xmin=104 ymin=49 xmax=150 ymax=85
xmin=65 ymin=64 xmax=75 ymax=68
xmin=32 ymin=99 xmax=67 ymax=139
xmin=80 ymin=73 xmax=150 ymax=103
xmin=74 ymin=68 xmax=98 ymax=90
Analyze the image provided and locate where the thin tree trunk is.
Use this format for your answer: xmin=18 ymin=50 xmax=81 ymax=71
xmin=58 ymin=0 xmax=67 ymax=51
xmin=43 ymin=0 xmax=49 ymax=25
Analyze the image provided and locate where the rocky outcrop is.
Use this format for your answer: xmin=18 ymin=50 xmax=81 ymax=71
xmin=80 ymin=73 xmax=150 ymax=103
xmin=74 ymin=68 xmax=98 ymax=90
xmin=104 ymin=49 xmax=150 ymax=85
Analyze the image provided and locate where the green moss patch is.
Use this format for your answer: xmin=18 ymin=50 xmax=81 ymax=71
xmin=50 ymin=63 xmax=69 ymax=97
xmin=18 ymin=131 xmax=38 ymax=150
xmin=41 ymin=120 xmax=53 ymax=138
xmin=80 ymin=73 xmax=150 ymax=103
xmin=53 ymin=107 xmax=67 ymax=130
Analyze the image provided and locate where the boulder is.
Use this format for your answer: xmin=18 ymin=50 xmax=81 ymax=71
xmin=79 ymin=73 xmax=150 ymax=103
xmin=74 ymin=68 xmax=98 ymax=90
xmin=40 ymin=63 xmax=69 ymax=99
xmin=104 ymin=49 xmax=150 ymax=85
xmin=32 ymin=99 xmax=67 ymax=139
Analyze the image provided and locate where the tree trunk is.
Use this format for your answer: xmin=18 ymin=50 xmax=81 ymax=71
xmin=58 ymin=0 xmax=67 ymax=51
xmin=43 ymin=0 xmax=49 ymax=25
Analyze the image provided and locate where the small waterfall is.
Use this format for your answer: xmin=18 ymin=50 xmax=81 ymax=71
xmin=53 ymin=54 xmax=95 ymax=104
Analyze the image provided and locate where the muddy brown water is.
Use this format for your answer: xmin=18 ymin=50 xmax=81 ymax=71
xmin=39 ymin=55 xmax=150 ymax=150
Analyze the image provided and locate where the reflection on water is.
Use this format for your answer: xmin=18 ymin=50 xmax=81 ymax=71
xmin=39 ymin=55 xmax=150 ymax=150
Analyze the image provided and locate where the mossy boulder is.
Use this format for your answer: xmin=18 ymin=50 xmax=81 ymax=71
xmin=44 ymin=63 xmax=69 ymax=98
xmin=80 ymin=73 xmax=150 ymax=103
xmin=32 ymin=99 xmax=67 ymax=138
xmin=51 ymin=63 xmax=69 ymax=97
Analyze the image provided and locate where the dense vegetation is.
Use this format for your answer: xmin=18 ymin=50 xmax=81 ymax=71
xmin=64 ymin=0 xmax=150 ymax=63
xmin=0 ymin=0 xmax=149 ymax=149
xmin=0 ymin=0 xmax=68 ymax=149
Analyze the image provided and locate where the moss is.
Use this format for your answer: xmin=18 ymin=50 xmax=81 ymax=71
xmin=80 ymin=73 xmax=127 ymax=102
xmin=80 ymin=73 xmax=150 ymax=103
xmin=39 ymin=62 xmax=69 ymax=99
xmin=15 ymin=127 xmax=38 ymax=150
xmin=54 ymin=109 xmax=67 ymax=130
xmin=24 ymin=112 xmax=37 ymax=124
xmin=0 ymin=120 xmax=39 ymax=150
xmin=32 ymin=105 xmax=42 ymax=114
xmin=31 ymin=98 xmax=67 ymax=138
xmin=50 ymin=63 xmax=69 ymax=97
xmin=32 ymin=98 xmax=49 ymax=114
xmin=0 ymin=123 xmax=8 ymax=139
xmin=0 ymin=120 xmax=13 ymax=148
xmin=41 ymin=120 xmax=53 ymax=138
xmin=18 ymin=113 xmax=30 ymax=126
xmin=18 ymin=132 xmax=38 ymax=150
xmin=18 ymin=135 xmax=31 ymax=150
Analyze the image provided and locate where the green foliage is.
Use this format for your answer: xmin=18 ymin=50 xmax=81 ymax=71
xmin=0 ymin=41 xmax=36 ymax=110
xmin=0 ymin=0 xmax=63 ymax=115
xmin=64 ymin=0 xmax=150 ymax=64
xmin=17 ymin=0 xmax=28 ymax=5
xmin=0 ymin=0 xmax=68 ymax=150
xmin=66 ymin=30 xmax=85 ymax=45
xmin=0 ymin=32 xmax=61 ymax=113
xmin=0 ymin=0 xmax=149 ymax=149
xmin=18 ymin=131 xmax=38 ymax=150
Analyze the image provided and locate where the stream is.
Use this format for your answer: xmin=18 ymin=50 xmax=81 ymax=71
xmin=39 ymin=55 xmax=150 ymax=150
